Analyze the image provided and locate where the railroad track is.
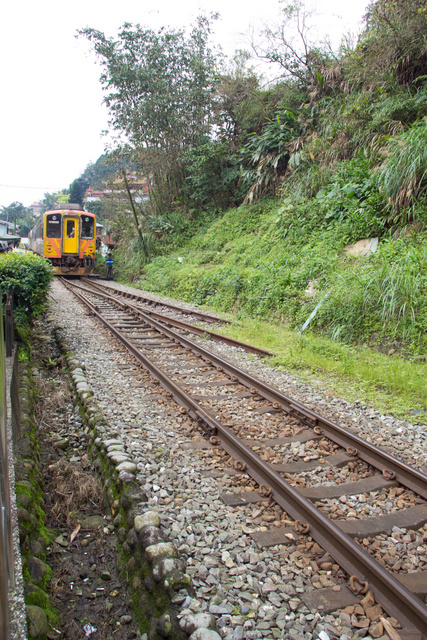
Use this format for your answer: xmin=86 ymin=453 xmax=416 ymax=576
xmin=60 ymin=277 xmax=427 ymax=639
xmin=80 ymin=278 xmax=273 ymax=357
xmin=82 ymin=277 xmax=232 ymax=324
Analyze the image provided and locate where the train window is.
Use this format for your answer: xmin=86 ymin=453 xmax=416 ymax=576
xmin=46 ymin=214 xmax=61 ymax=238
xmin=66 ymin=220 xmax=75 ymax=238
xmin=81 ymin=215 xmax=94 ymax=239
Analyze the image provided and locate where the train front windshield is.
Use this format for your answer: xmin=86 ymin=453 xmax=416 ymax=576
xmin=81 ymin=215 xmax=94 ymax=239
xmin=46 ymin=214 xmax=61 ymax=238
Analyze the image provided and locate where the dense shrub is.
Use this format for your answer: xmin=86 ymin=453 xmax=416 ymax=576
xmin=181 ymin=142 xmax=244 ymax=210
xmin=138 ymin=192 xmax=427 ymax=355
xmin=381 ymin=120 xmax=427 ymax=219
xmin=0 ymin=252 xmax=54 ymax=321
xmin=314 ymin=239 xmax=427 ymax=351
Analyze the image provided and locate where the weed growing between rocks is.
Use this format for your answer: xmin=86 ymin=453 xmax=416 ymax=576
xmin=47 ymin=460 xmax=105 ymax=527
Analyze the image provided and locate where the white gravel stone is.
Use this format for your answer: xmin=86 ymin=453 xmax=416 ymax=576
xmin=50 ymin=279 xmax=426 ymax=640
xmin=188 ymin=630 xmax=222 ymax=640
xmin=145 ymin=542 xmax=177 ymax=563
xmin=116 ymin=461 xmax=137 ymax=473
xmin=134 ymin=511 xmax=161 ymax=532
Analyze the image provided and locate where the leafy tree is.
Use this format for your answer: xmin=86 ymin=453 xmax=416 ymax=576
xmin=69 ymin=179 xmax=84 ymax=207
xmin=181 ymin=142 xmax=244 ymax=210
xmin=84 ymin=200 xmax=104 ymax=219
xmin=0 ymin=202 xmax=36 ymax=236
xmin=40 ymin=191 xmax=69 ymax=213
xmin=56 ymin=192 xmax=70 ymax=204
xmin=214 ymin=53 xmax=260 ymax=144
xmin=358 ymin=0 xmax=427 ymax=87
xmin=79 ymin=16 xmax=221 ymax=214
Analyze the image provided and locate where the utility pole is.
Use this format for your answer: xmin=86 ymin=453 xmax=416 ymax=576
xmin=122 ymin=170 xmax=149 ymax=260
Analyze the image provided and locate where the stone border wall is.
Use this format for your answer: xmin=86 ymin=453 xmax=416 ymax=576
xmin=13 ymin=351 xmax=52 ymax=639
xmin=54 ymin=325 xmax=222 ymax=640
xmin=7 ymin=348 xmax=28 ymax=640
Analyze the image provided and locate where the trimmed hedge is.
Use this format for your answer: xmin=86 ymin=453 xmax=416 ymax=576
xmin=0 ymin=252 xmax=54 ymax=314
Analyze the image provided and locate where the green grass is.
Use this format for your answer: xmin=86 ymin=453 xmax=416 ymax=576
xmin=203 ymin=316 xmax=427 ymax=423
xmin=118 ymin=189 xmax=427 ymax=422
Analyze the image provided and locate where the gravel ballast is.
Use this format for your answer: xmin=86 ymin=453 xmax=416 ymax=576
xmin=47 ymin=278 xmax=427 ymax=640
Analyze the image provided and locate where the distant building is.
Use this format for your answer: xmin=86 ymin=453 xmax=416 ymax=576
xmin=30 ymin=201 xmax=42 ymax=216
xmin=83 ymin=173 xmax=150 ymax=206
xmin=84 ymin=187 xmax=105 ymax=202
xmin=0 ymin=219 xmax=21 ymax=248
xmin=99 ymin=234 xmax=117 ymax=256
xmin=95 ymin=222 xmax=116 ymax=256
xmin=0 ymin=220 xmax=16 ymax=236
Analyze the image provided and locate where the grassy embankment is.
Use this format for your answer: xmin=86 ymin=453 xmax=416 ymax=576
xmin=123 ymin=198 xmax=427 ymax=424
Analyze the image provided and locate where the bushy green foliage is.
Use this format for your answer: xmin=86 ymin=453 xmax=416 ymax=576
xmin=40 ymin=190 xmax=69 ymax=214
xmin=381 ymin=119 xmax=427 ymax=218
xmin=181 ymin=142 xmax=244 ymax=210
xmin=241 ymin=110 xmax=301 ymax=202
xmin=114 ymin=235 xmax=157 ymax=282
xmin=69 ymin=179 xmax=84 ymax=207
xmin=369 ymin=87 xmax=427 ymax=131
xmin=315 ymin=239 xmax=427 ymax=352
xmin=0 ymin=253 xmax=54 ymax=321
xmin=139 ymin=193 xmax=427 ymax=355
xmin=313 ymin=154 xmax=386 ymax=239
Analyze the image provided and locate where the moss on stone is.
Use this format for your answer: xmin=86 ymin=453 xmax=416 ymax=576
xmin=54 ymin=330 xmax=189 ymax=639
xmin=25 ymin=585 xmax=49 ymax=609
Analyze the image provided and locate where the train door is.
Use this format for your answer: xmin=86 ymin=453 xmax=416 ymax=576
xmin=63 ymin=217 xmax=79 ymax=254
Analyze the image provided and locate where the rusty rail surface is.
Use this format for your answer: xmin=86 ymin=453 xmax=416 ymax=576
xmin=62 ymin=278 xmax=427 ymax=638
xmin=82 ymin=277 xmax=232 ymax=324
xmin=64 ymin=278 xmax=427 ymax=500
xmin=73 ymin=279 xmax=273 ymax=357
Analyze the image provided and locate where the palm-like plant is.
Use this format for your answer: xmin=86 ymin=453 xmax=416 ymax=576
xmin=241 ymin=110 xmax=300 ymax=203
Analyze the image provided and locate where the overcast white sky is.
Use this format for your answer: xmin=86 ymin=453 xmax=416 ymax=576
xmin=0 ymin=0 xmax=369 ymax=208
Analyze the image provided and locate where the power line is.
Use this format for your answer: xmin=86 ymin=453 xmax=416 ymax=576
xmin=0 ymin=183 xmax=63 ymax=190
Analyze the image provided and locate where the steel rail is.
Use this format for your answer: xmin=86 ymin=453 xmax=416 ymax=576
xmin=69 ymin=280 xmax=273 ymax=357
xmin=82 ymin=277 xmax=232 ymax=324
xmin=133 ymin=309 xmax=273 ymax=356
xmin=65 ymin=278 xmax=427 ymax=502
xmin=63 ymin=278 xmax=427 ymax=637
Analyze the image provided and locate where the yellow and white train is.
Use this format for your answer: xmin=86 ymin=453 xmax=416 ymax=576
xmin=29 ymin=204 xmax=96 ymax=276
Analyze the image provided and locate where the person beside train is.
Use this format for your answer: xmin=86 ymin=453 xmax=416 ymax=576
xmin=106 ymin=252 xmax=114 ymax=279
